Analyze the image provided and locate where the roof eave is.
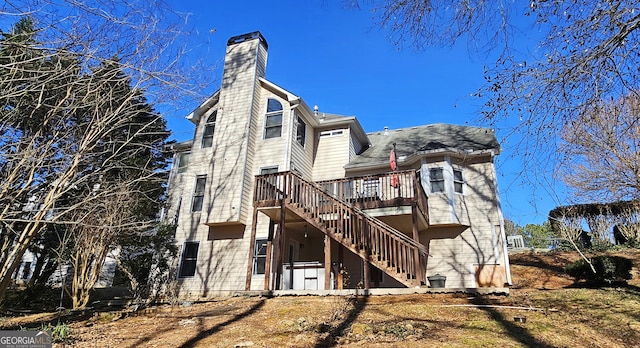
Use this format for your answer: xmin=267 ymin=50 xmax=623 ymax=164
xmin=186 ymin=90 xmax=220 ymax=125
xmin=344 ymin=147 xmax=497 ymax=171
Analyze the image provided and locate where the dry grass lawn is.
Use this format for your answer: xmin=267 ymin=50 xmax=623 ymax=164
xmin=2 ymin=249 xmax=640 ymax=347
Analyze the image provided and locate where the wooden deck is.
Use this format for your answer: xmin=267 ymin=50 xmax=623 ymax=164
xmin=249 ymin=170 xmax=431 ymax=290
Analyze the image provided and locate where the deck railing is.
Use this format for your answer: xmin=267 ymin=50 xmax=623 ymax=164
xmin=317 ymin=170 xmax=416 ymax=206
xmin=254 ymin=171 xmax=428 ymax=286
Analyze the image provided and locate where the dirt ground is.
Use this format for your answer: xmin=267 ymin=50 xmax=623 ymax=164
xmin=2 ymin=249 xmax=640 ymax=347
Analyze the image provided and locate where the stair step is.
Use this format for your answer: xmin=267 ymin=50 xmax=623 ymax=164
xmin=279 ymin=179 xmax=424 ymax=289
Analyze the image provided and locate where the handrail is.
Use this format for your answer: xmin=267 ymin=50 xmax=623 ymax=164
xmin=293 ymin=171 xmax=426 ymax=255
xmin=317 ymin=170 xmax=417 ymax=204
xmin=254 ymin=171 xmax=428 ymax=286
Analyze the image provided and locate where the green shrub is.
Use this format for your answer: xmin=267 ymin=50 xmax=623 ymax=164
xmin=565 ymin=255 xmax=633 ymax=285
xmin=21 ymin=323 xmax=72 ymax=344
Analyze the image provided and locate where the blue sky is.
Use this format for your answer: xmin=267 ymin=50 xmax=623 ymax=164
xmin=166 ymin=0 xmax=561 ymax=225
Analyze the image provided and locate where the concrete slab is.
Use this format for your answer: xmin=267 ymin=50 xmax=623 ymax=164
xmin=231 ymin=287 xmax=509 ymax=298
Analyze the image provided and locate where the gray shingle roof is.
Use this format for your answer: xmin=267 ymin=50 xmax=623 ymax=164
xmin=346 ymin=124 xmax=500 ymax=168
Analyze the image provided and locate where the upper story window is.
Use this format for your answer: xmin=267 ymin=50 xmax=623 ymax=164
xmin=453 ymin=169 xmax=464 ymax=194
xmin=296 ymin=115 xmax=306 ymax=147
xmin=264 ymin=98 xmax=283 ymax=139
xmin=201 ymin=110 xmax=217 ymax=148
xmin=429 ymin=167 xmax=464 ymax=194
xmin=191 ymin=175 xmax=207 ymax=212
xmin=429 ymin=168 xmax=445 ymax=193
xmin=319 ymin=130 xmax=344 ymax=137
xmin=176 ymin=152 xmax=190 ymax=173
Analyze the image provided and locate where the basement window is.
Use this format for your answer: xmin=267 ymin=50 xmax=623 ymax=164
xmin=253 ymin=239 xmax=268 ymax=275
xmin=178 ymin=241 xmax=199 ymax=278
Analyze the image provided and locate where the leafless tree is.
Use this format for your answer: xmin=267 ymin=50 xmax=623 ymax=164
xmin=67 ymin=184 xmax=136 ymax=309
xmin=550 ymin=208 xmax=583 ymax=246
xmin=560 ymin=92 xmax=640 ymax=201
xmin=615 ymin=202 xmax=640 ymax=242
xmin=0 ymin=0 xmax=214 ymax=305
xmin=583 ymin=205 xmax=614 ymax=246
xmin=348 ymin=0 xmax=640 ymax=200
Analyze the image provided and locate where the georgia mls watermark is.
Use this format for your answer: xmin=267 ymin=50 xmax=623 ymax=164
xmin=0 ymin=330 xmax=52 ymax=348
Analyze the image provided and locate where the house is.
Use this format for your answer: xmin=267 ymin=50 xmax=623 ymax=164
xmin=165 ymin=32 xmax=511 ymax=298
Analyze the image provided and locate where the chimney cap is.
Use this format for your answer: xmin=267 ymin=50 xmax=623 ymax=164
xmin=227 ymin=31 xmax=268 ymax=49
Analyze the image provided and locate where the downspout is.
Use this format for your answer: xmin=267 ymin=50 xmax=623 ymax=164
xmin=284 ymin=103 xmax=300 ymax=171
xmin=492 ymin=150 xmax=512 ymax=285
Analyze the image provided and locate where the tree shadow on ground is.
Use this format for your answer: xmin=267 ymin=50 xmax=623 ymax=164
xmin=621 ymin=283 xmax=640 ymax=296
xmin=1 ymin=306 xmax=123 ymax=331
xmin=177 ymin=299 xmax=266 ymax=348
xmin=509 ymin=253 xmax=572 ymax=274
xmin=471 ymin=296 xmax=554 ymax=348
xmin=313 ymin=295 xmax=368 ymax=348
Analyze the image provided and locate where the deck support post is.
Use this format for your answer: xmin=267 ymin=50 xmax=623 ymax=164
xmin=264 ymin=220 xmax=275 ymax=290
xmin=324 ymin=234 xmax=331 ymax=290
xmin=411 ymin=202 xmax=424 ymax=285
xmin=245 ymin=207 xmax=260 ymax=291
xmin=362 ymin=252 xmax=371 ymax=290
xmin=337 ymin=245 xmax=344 ymax=290
xmin=274 ymin=199 xmax=286 ymax=290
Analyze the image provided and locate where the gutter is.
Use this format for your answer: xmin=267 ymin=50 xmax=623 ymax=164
xmin=344 ymin=148 xmax=497 ymax=171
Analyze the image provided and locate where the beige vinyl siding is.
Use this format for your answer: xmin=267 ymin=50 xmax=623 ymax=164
xmin=168 ymin=152 xmax=215 ymax=240
xmin=424 ymin=223 xmax=504 ymax=288
xmin=348 ymin=134 xmax=357 ymax=162
xmin=349 ymin=131 xmax=366 ymax=159
xmin=420 ymin=155 xmax=504 ymax=288
xmin=248 ymin=213 xmax=276 ymax=290
xmin=421 ymin=158 xmax=455 ymax=225
xmin=249 ymin=93 xmax=289 ymax=176
xmin=193 ymin=108 xmax=217 ymax=150
xmin=176 ymin=231 xmax=252 ymax=298
xmin=238 ymin=44 xmax=269 ymax=223
xmin=203 ymin=36 xmax=265 ymax=225
xmin=290 ymin=112 xmax=314 ymax=179
xmin=312 ymin=128 xmax=351 ymax=181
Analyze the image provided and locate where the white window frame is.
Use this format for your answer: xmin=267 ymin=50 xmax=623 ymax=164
xmin=191 ymin=175 xmax=207 ymax=212
xmin=176 ymin=152 xmax=190 ymax=174
xmin=264 ymin=98 xmax=283 ymax=139
xmin=201 ymin=110 xmax=217 ymax=148
xmin=253 ymin=238 xmax=268 ymax=275
xmin=319 ymin=130 xmax=344 ymax=138
xmin=296 ymin=114 xmax=306 ymax=147
xmin=260 ymin=166 xmax=279 ymax=175
xmin=453 ymin=168 xmax=464 ymax=194
xmin=429 ymin=168 xmax=445 ymax=193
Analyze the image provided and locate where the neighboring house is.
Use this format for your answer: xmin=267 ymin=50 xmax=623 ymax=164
xmin=166 ymin=32 xmax=511 ymax=298
xmin=12 ymin=248 xmax=118 ymax=288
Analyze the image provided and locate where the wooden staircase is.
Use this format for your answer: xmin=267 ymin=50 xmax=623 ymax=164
xmin=254 ymin=171 xmax=428 ymax=288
